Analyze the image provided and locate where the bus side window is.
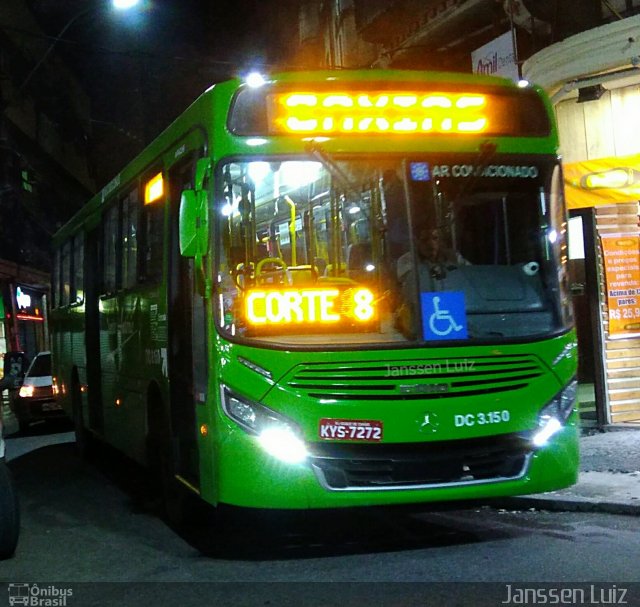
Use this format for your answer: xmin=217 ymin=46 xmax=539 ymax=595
xmin=139 ymin=192 xmax=164 ymax=284
xmin=103 ymin=204 xmax=120 ymax=294
xmin=121 ymin=190 xmax=139 ymax=289
xmin=72 ymin=234 xmax=84 ymax=304
xmin=52 ymin=248 xmax=60 ymax=309
xmin=61 ymin=241 xmax=71 ymax=306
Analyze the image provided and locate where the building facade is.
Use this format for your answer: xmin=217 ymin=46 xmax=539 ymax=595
xmin=0 ymin=259 xmax=49 ymax=370
xmin=1 ymin=0 xmax=93 ymax=381
xmin=523 ymin=12 xmax=640 ymax=425
xmin=0 ymin=0 xmax=94 ymax=270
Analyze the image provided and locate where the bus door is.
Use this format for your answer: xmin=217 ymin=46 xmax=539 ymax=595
xmin=84 ymin=226 xmax=104 ymax=433
xmin=166 ymin=158 xmax=207 ymax=488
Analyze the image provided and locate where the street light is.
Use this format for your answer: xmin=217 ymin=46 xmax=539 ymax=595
xmin=113 ymin=0 xmax=140 ymax=8
xmin=17 ymin=0 xmax=142 ymax=95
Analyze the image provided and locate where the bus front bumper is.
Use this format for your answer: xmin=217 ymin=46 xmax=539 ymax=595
xmin=212 ymin=419 xmax=579 ymax=510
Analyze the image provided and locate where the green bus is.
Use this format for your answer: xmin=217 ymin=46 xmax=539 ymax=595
xmin=50 ymin=70 xmax=579 ymax=517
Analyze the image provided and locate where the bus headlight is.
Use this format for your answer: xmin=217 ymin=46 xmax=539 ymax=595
xmin=221 ymin=388 xmax=308 ymax=464
xmin=533 ymin=379 xmax=577 ymax=447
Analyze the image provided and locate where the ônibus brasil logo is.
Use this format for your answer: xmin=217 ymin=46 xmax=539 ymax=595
xmin=8 ymin=584 xmax=73 ymax=607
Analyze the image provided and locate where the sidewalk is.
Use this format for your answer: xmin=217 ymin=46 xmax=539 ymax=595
xmin=502 ymin=427 xmax=640 ymax=516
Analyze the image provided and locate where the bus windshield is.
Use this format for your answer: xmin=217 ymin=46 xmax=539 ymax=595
xmin=215 ymin=154 xmax=572 ymax=347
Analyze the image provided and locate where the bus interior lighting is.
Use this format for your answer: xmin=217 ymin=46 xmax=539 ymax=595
xmin=280 ymin=161 xmax=321 ymax=189
xmin=248 ymin=162 xmax=271 ymax=184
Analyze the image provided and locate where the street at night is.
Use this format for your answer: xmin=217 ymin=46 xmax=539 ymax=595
xmin=2 ymin=428 xmax=640 ymax=605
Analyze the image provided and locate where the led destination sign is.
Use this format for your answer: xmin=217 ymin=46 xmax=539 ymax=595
xmin=229 ymin=83 xmax=551 ymax=137
xmin=270 ymin=91 xmax=489 ymax=135
xmin=245 ymin=287 xmax=375 ymax=326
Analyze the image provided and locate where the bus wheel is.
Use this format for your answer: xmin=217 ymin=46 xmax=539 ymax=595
xmin=0 ymin=462 xmax=20 ymax=560
xmin=146 ymin=407 xmax=186 ymax=526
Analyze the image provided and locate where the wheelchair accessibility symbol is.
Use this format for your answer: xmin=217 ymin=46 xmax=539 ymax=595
xmin=421 ymin=291 xmax=468 ymax=341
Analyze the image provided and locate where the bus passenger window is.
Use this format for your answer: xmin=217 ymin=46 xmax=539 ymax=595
xmin=139 ymin=195 xmax=164 ymax=283
xmin=52 ymin=248 xmax=60 ymax=309
xmin=103 ymin=204 xmax=119 ymax=294
xmin=73 ymin=234 xmax=84 ymax=304
xmin=61 ymin=241 xmax=71 ymax=306
xmin=122 ymin=191 xmax=139 ymax=289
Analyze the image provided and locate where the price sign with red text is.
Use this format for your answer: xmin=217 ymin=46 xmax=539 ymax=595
xmin=601 ymin=234 xmax=640 ymax=338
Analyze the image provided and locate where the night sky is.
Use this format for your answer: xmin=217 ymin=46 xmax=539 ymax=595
xmin=29 ymin=0 xmax=296 ymax=183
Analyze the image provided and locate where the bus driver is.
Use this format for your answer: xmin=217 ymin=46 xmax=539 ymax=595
xmin=397 ymin=227 xmax=467 ymax=287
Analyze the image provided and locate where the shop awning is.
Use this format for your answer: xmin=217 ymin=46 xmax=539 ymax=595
xmin=564 ymin=153 xmax=640 ymax=209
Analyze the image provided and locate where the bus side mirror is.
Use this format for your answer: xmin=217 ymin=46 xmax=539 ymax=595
xmin=179 ymin=188 xmax=209 ymax=258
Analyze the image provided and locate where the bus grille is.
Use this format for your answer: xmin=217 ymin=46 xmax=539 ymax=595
xmin=309 ymin=433 xmax=532 ymax=491
xmin=287 ymin=355 xmax=545 ymax=401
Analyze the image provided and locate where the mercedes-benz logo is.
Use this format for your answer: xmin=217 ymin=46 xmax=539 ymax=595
xmin=417 ymin=411 xmax=439 ymax=433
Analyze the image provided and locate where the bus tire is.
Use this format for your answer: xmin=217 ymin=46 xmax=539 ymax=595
xmin=0 ymin=462 xmax=20 ymax=560
xmin=146 ymin=396 xmax=186 ymax=526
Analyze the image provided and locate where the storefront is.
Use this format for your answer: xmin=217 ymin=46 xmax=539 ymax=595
xmin=523 ymin=16 xmax=640 ymax=425
xmin=0 ymin=259 xmax=49 ymax=385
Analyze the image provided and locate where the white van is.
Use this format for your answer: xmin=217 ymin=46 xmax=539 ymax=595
xmin=13 ymin=351 xmax=63 ymax=432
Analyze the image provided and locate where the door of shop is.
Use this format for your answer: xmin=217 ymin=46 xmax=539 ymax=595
xmin=568 ymin=209 xmax=606 ymax=425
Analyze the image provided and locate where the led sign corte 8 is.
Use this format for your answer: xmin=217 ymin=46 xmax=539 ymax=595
xmin=245 ymin=287 xmax=375 ymax=326
xmin=269 ymin=91 xmax=488 ymax=135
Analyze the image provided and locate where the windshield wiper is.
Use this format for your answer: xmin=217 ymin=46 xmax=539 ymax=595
xmin=305 ymin=141 xmax=360 ymax=197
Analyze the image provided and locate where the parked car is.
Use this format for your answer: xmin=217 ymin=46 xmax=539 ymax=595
xmin=12 ymin=352 xmax=64 ymax=432
xmin=0 ymin=411 xmax=19 ymax=559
